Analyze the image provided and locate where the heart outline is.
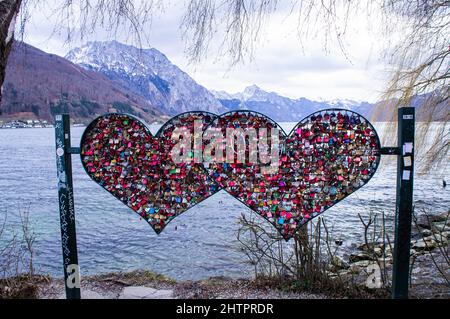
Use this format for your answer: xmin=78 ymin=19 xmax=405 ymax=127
xmin=202 ymin=109 xmax=382 ymax=240
xmin=80 ymin=108 xmax=381 ymax=240
xmin=79 ymin=111 xmax=221 ymax=234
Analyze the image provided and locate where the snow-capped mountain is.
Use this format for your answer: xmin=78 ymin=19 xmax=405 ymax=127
xmin=326 ymin=98 xmax=362 ymax=109
xmin=212 ymin=85 xmax=295 ymax=105
xmin=66 ymin=41 xmax=223 ymax=115
xmin=62 ymin=40 xmax=445 ymax=122
xmin=212 ymin=85 xmax=375 ymax=121
xmin=2 ymin=40 xmax=444 ymax=124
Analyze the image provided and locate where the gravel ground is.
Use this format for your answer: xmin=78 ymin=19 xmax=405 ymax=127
xmin=36 ymin=271 xmax=327 ymax=299
xmin=24 ymin=252 xmax=450 ymax=300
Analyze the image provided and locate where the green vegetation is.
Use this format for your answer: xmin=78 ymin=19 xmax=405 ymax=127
xmin=50 ymin=94 xmax=101 ymax=117
xmin=112 ymin=102 xmax=135 ymax=115
xmin=49 ymin=101 xmax=69 ymax=116
xmin=30 ymin=105 xmax=40 ymax=116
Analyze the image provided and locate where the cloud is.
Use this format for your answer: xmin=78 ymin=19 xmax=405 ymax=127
xmin=18 ymin=1 xmax=392 ymax=103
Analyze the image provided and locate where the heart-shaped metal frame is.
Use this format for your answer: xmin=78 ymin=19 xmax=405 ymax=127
xmin=79 ymin=111 xmax=220 ymax=234
xmin=80 ymin=108 xmax=381 ymax=240
xmin=202 ymin=109 xmax=382 ymax=240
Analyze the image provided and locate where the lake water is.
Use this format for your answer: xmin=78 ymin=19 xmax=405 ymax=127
xmin=0 ymin=123 xmax=449 ymax=280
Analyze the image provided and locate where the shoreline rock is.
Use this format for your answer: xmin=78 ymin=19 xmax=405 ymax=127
xmin=119 ymin=286 xmax=174 ymax=299
xmin=325 ymin=210 xmax=449 ymax=298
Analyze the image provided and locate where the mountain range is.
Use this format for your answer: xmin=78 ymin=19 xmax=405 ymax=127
xmin=0 ymin=42 xmax=166 ymax=123
xmin=0 ymin=40 xmax=447 ymax=124
xmin=211 ymin=85 xmax=375 ymax=122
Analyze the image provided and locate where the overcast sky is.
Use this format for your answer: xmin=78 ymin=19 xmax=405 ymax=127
xmin=18 ymin=1 xmax=395 ymax=103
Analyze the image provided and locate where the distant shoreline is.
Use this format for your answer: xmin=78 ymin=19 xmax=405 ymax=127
xmin=0 ymin=124 xmax=86 ymax=129
xmin=0 ymin=121 xmax=447 ymax=130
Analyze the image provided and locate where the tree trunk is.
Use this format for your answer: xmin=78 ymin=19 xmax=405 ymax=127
xmin=0 ymin=0 xmax=21 ymax=111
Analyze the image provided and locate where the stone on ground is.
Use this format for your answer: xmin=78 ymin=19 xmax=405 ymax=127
xmin=81 ymin=290 xmax=105 ymax=299
xmin=119 ymin=286 xmax=174 ymax=299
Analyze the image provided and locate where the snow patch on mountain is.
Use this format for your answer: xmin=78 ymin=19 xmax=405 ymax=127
xmin=214 ymin=85 xmax=375 ymax=121
xmin=66 ymin=41 xmax=223 ymax=115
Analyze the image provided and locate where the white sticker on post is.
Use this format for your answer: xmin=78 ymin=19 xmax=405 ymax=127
xmin=404 ymin=156 xmax=412 ymax=167
xmin=403 ymin=143 xmax=413 ymax=155
xmin=402 ymin=170 xmax=411 ymax=180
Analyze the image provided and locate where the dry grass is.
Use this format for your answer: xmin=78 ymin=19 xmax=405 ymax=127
xmin=249 ymin=275 xmax=390 ymax=299
xmin=90 ymin=269 xmax=177 ymax=286
xmin=236 ymin=211 xmax=394 ymax=299
xmin=0 ymin=274 xmax=50 ymax=299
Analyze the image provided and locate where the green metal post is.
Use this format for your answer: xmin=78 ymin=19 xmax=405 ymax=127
xmin=392 ymin=107 xmax=415 ymax=299
xmin=55 ymin=114 xmax=81 ymax=299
